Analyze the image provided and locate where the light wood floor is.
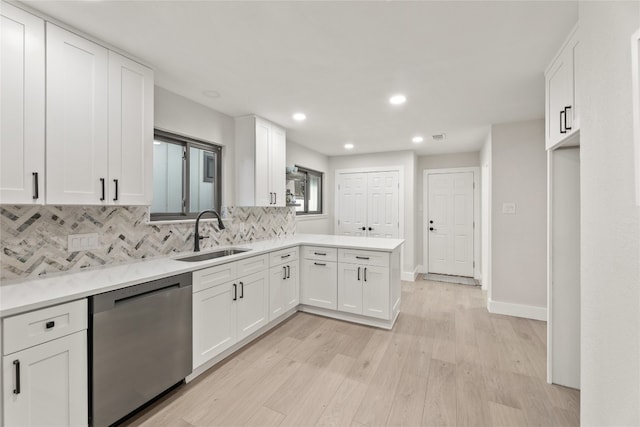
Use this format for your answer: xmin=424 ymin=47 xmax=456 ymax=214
xmin=122 ymin=279 xmax=579 ymax=427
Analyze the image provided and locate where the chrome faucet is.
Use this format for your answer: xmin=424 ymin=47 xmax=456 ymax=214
xmin=194 ymin=210 xmax=225 ymax=252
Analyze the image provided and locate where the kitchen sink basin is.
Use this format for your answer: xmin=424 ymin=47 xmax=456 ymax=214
xmin=176 ymin=248 xmax=251 ymax=262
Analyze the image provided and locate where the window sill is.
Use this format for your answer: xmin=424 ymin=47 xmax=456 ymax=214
xmin=295 ymin=214 xmax=329 ymax=222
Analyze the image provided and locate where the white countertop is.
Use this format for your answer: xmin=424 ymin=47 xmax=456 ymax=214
xmin=0 ymin=234 xmax=403 ymax=318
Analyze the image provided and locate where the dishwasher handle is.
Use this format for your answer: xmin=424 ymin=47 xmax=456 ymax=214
xmin=91 ymin=272 xmax=192 ymax=314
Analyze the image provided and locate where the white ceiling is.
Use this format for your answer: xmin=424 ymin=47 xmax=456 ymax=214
xmin=22 ymin=0 xmax=578 ymax=157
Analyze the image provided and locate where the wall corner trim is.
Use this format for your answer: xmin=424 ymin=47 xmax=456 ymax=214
xmin=487 ymin=298 xmax=547 ymax=321
xmin=401 ymin=267 xmax=420 ymax=282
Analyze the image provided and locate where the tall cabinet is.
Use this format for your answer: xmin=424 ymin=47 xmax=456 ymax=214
xmin=235 ymin=116 xmax=286 ymax=207
xmin=0 ymin=3 xmax=45 ymax=204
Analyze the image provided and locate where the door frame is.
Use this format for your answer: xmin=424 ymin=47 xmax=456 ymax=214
xmin=334 ymin=166 xmax=404 ymax=242
xmin=423 ymin=167 xmax=480 ymax=280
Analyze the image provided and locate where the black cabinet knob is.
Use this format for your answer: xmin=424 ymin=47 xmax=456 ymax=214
xmin=361 ymin=227 xmax=366 ymax=231
xmin=429 ymin=227 xmax=435 ymax=231
xmin=368 ymin=227 xmax=372 ymax=231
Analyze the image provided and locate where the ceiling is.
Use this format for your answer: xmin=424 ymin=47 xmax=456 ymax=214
xmin=22 ymin=0 xmax=578 ymax=157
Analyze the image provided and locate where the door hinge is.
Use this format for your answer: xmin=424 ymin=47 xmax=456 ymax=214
xmin=338 ymin=184 xmax=341 ymax=191
xmin=473 ymin=261 xmax=475 ymax=268
xmin=473 ymin=222 xmax=475 ymax=229
xmin=338 ymin=219 xmax=341 ymax=225
xmin=473 ymin=182 xmax=475 ymax=189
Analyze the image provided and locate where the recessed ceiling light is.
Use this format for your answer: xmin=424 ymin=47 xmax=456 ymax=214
xmin=389 ymin=94 xmax=406 ymax=105
xmin=293 ymin=113 xmax=306 ymax=121
xmin=412 ymin=136 xmax=424 ymax=143
xmin=344 ymin=143 xmax=354 ymax=150
xmin=202 ymin=90 xmax=221 ymax=98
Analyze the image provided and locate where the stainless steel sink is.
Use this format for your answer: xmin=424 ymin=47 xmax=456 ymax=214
xmin=176 ymin=248 xmax=251 ymax=262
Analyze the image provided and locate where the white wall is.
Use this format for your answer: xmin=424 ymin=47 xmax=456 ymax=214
xmin=416 ymin=152 xmax=481 ymax=269
xmin=286 ymin=140 xmax=331 ymax=234
xmin=480 ymin=133 xmax=492 ymax=293
xmin=578 ymin=1 xmax=640 ymax=424
xmin=489 ymin=119 xmax=547 ymax=315
xmin=328 ymin=151 xmax=417 ymax=277
xmin=154 ymin=86 xmax=236 ymax=206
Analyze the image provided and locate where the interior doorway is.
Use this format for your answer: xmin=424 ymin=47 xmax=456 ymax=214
xmin=423 ymin=168 xmax=480 ymax=280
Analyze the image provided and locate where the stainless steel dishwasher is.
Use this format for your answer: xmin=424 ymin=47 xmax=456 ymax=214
xmin=90 ymin=273 xmax=192 ymax=427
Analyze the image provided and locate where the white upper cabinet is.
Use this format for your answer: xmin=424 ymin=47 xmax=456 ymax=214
xmin=0 ymin=4 xmax=45 ymax=204
xmin=46 ymin=23 xmax=109 ymax=205
xmin=546 ymin=25 xmax=580 ymax=150
xmin=235 ymin=116 xmax=286 ymax=207
xmin=108 ymin=51 xmax=154 ymax=205
xmin=36 ymin=22 xmax=154 ymax=206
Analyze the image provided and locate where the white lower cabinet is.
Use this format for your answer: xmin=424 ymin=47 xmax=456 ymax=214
xmin=2 ymin=300 xmax=88 ymax=427
xmin=301 ymin=258 xmax=338 ymax=310
xmin=192 ymin=258 xmax=268 ymax=369
xmin=268 ymin=247 xmax=299 ymax=321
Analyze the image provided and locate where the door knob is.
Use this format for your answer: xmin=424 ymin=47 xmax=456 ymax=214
xmin=368 ymin=227 xmax=373 ymax=231
xmin=361 ymin=227 xmax=366 ymax=231
xmin=429 ymin=220 xmax=433 ymax=224
xmin=429 ymin=227 xmax=436 ymax=231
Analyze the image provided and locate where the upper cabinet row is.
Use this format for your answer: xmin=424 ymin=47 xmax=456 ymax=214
xmin=545 ymin=24 xmax=580 ymax=150
xmin=235 ymin=116 xmax=286 ymax=207
xmin=0 ymin=3 xmax=154 ymax=206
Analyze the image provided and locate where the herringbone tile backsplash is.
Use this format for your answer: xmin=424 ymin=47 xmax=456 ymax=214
xmin=0 ymin=205 xmax=295 ymax=281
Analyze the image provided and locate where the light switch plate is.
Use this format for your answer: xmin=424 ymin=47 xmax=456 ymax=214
xmin=502 ymin=202 xmax=517 ymax=214
xmin=68 ymin=233 xmax=99 ymax=252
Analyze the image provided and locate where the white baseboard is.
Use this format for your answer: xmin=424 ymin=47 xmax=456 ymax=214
xmin=401 ymin=265 xmax=422 ymax=282
xmin=487 ymin=298 xmax=547 ymax=321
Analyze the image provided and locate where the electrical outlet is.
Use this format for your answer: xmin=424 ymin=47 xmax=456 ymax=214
xmin=68 ymin=233 xmax=99 ymax=252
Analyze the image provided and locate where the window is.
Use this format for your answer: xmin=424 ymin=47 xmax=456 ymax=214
xmin=290 ymin=166 xmax=323 ymax=215
xmin=151 ymin=129 xmax=222 ymax=220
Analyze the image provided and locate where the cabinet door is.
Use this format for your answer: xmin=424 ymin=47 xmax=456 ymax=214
xmin=269 ymin=125 xmax=286 ymax=207
xmin=546 ymin=55 xmax=569 ymax=149
xmin=3 ymin=331 xmax=88 ymax=427
xmin=193 ymin=282 xmax=237 ymax=369
xmin=284 ymin=262 xmax=300 ymax=311
xmin=46 ymin=23 xmax=108 ymax=205
xmin=269 ymin=265 xmax=287 ymax=321
xmin=108 ymin=51 xmax=154 ymax=205
xmin=254 ymin=119 xmax=271 ymax=206
xmin=237 ymin=270 xmax=269 ymax=341
xmin=301 ymin=259 xmax=337 ymax=310
xmin=0 ymin=4 xmax=45 ymax=205
xmin=337 ymin=263 xmax=363 ymax=315
xmin=361 ymin=266 xmax=390 ymax=320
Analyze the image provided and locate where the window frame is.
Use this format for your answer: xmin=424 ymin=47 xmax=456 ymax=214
xmin=150 ymin=129 xmax=222 ymax=221
xmin=295 ymin=165 xmax=323 ymax=215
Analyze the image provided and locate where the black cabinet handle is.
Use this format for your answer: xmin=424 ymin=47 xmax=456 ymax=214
xmin=314 ymin=252 xmax=326 ymax=256
xmin=46 ymin=321 xmax=55 ymax=329
xmin=283 ymin=266 xmax=287 ymax=279
xmin=240 ymin=281 xmax=244 ymax=299
xmin=113 ymin=179 xmax=119 ymax=201
xmin=274 ymin=193 xmax=277 ymax=205
xmin=100 ymin=178 xmax=105 ymax=201
xmin=314 ymin=262 xmax=326 ymax=266
xmin=233 ymin=283 xmax=237 ymax=301
xmin=281 ymin=254 xmax=291 ymax=259
xmin=560 ymin=110 xmax=566 ymax=134
xmin=32 ymin=172 xmax=39 ymax=200
xmin=286 ymin=265 xmax=291 ymax=279
xmin=364 ymin=267 xmax=367 ymax=282
xmin=564 ymin=106 xmax=572 ymax=131
xmin=13 ymin=360 xmax=20 ymax=394
xmin=356 ymin=256 xmax=370 ymax=260
xmin=357 ymin=266 xmax=361 ymax=281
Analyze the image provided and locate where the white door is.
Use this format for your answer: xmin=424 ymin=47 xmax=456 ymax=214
xmin=270 ymin=125 xmax=287 ymax=207
xmin=46 ymin=23 xmax=108 ymax=205
xmin=108 ymin=51 xmax=154 ymax=205
xmin=337 ymin=173 xmax=368 ymax=236
xmin=337 ymin=263 xmax=363 ymax=315
xmin=236 ymin=271 xmax=269 ymax=340
xmin=367 ymin=172 xmax=399 ymax=238
xmin=301 ymin=259 xmax=337 ymax=310
xmin=192 ymin=282 xmax=237 ymax=369
xmin=427 ymin=172 xmax=474 ymax=277
xmin=362 ymin=265 xmax=390 ymax=320
xmin=0 ymin=4 xmax=45 ymax=204
xmin=3 ymin=331 xmax=88 ymax=427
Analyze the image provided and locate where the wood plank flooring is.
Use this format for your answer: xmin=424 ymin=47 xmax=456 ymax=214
xmin=121 ymin=279 xmax=579 ymax=427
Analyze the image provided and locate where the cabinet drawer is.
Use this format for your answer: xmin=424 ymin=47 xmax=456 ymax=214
xmin=270 ymin=247 xmax=299 ymax=267
xmin=193 ymin=262 xmax=237 ymax=293
xmin=303 ymin=246 xmax=337 ymax=262
xmin=237 ymin=254 xmax=268 ymax=277
xmin=338 ymin=248 xmax=389 ymax=268
xmin=3 ymin=299 xmax=87 ymax=355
